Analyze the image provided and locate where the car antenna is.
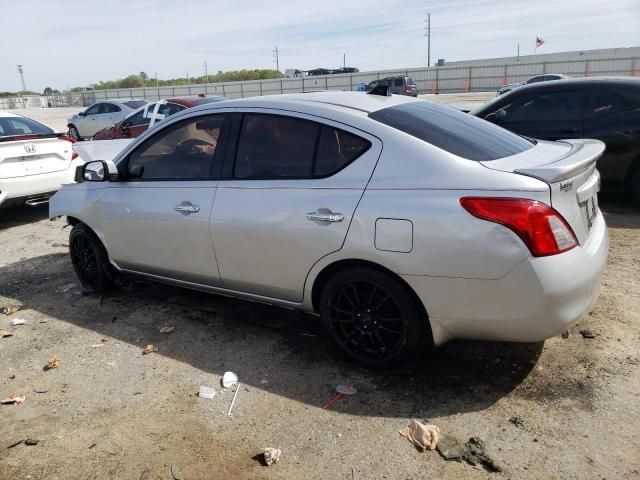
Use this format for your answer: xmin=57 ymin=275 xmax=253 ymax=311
xmin=367 ymin=84 xmax=391 ymax=97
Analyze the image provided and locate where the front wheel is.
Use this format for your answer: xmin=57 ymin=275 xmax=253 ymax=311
xmin=320 ymin=267 xmax=426 ymax=369
xmin=69 ymin=224 xmax=112 ymax=293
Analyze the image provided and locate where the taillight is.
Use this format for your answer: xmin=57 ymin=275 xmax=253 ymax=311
xmin=460 ymin=197 xmax=577 ymax=257
xmin=58 ymin=135 xmax=79 ymax=160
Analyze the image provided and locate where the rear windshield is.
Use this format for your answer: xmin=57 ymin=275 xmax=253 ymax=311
xmin=123 ymin=100 xmax=148 ymax=109
xmin=369 ymin=101 xmax=534 ymax=161
xmin=0 ymin=115 xmax=54 ymax=137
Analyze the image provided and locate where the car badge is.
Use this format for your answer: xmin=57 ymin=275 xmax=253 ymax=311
xmin=559 ymin=180 xmax=573 ymax=192
xmin=24 ymin=144 xmax=36 ymax=153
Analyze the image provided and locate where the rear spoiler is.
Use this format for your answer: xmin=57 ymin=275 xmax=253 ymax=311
xmin=514 ymin=139 xmax=606 ymax=183
xmin=0 ymin=133 xmax=62 ymax=143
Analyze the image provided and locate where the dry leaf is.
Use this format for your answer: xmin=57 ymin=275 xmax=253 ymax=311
xmin=46 ymin=356 xmax=60 ymax=370
xmin=142 ymin=344 xmax=157 ymax=355
xmin=2 ymin=305 xmax=22 ymax=315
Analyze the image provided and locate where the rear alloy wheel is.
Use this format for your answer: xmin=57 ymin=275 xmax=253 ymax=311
xmin=69 ymin=224 xmax=112 ymax=293
xmin=68 ymin=125 xmax=80 ymax=141
xmin=320 ymin=267 xmax=425 ymax=369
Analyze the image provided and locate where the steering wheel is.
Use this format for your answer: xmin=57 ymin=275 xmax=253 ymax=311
xmin=175 ymin=138 xmax=213 ymax=155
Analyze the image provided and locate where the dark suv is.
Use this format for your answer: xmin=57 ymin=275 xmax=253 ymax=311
xmin=471 ymin=77 xmax=640 ymax=205
xmin=365 ymin=76 xmax=418 ymax=97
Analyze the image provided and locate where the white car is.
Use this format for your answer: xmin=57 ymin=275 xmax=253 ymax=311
xmin=50 ymin=92 xmax=608 ymax=368
xmin=0 ymin=112 xmax=82 ymax=208
xmin=67 ymin=99 xmax=148 ymax=140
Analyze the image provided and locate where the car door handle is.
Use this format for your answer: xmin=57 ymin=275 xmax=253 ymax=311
xmin=174 ymin=204 xmax=200 ymax=214
xmin=306 ymin=210 xmax=344 ymax=222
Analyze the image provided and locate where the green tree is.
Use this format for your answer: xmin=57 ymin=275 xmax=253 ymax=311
xmin=139 ymin=71 xmax=149 ymax=84
xmin=119 ymin=75 xmax=145 ymax=88
xmin=43 ymin=87 xmax=53 ymax=96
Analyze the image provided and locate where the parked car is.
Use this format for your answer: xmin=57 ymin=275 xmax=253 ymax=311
xmin=307 ymin=68 xmax=332 ymax=76
xmin=365 ymin=76 xmax=418 ymax=97
xmin=0 ymin=112 xmax=82 ymax=208
xmin=497 ymin=74 xmax=570 ymax=96
xmin=67 ymin=99 xmax=148 ymax=140
xmin=50 ymin=92 xmax=607 ymax=369
xmin=471 ymin=77 xmax=640 ymax=205
xmin=92 ymin=95 xmax=226 ymax=140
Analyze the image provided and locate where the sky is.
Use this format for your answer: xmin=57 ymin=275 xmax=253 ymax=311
xmin=1 ymin=0 xmax=638 ymax=92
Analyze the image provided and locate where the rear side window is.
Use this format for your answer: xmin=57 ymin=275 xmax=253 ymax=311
xmin=394 ymin=78 xmax=403 ymax=87
xmin=124 ymin=100 xmax=148 ymax=109
xmin=585 ymin=90 xmax=628 ymax=117
xmin=500 ymin=91 xmax=582 ymax=122
xmin=234 ymin=114 xmax=370 ymax=178
xmin=0 ymin=116 xmax=54 ymax=137
xmin=369 ymin=101 xmax=533 ymax=161
xmin=101 ymin=103 xmax=121 ymax=114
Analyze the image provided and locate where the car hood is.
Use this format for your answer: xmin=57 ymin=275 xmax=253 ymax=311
xmin=72 ymin=138 xmax=134 ymax=163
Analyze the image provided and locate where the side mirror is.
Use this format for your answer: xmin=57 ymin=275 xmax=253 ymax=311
xmin=79 ymin=160 xmax=118 ymax=182
xmin=78 ymin=111 xmax=86 ymax=117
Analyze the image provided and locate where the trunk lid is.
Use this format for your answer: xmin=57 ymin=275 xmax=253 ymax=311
xmin=0 ymin=135 xmax=73 ymax=179
xmin=481 ymin=138 xmax=606 ymax=245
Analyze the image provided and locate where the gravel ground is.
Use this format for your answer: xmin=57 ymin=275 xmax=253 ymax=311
xmin=1 ymin=100 xmax=639 ymax=480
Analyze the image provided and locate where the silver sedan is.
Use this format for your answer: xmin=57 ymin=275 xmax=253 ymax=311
xmin=50 ymin=92 xmax=608 ymax=368
xmin=67 ymin=99 xmax=148 ymax=140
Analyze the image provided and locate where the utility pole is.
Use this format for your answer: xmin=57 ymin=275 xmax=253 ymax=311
xmin=17 ymin=65 xmax=26 ymax=92
xmin=204 ymin=61 xmax=209 ymax=83
xmin=155 ymin=72 xmax=158 ymax=88
xmin=517 ymin=43 xmax=520 ymax=61
xmin=343 ymin=53 xmax=346 ymax=69
xmin=273 ymin=45 xmax=280 ymax=73
xmin=424 ymin=13 xmax=431 ymax=67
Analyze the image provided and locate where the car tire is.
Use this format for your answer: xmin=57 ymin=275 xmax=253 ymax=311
xmin=69 ymin=224 xmax=113 ymax=293
xmin=68 ymin=125 xmax=80 ymax=141
xmin=631 ymin=167 xmax=640 ymax=207
xmin=320 ymin=267 xmax=427 ymax=369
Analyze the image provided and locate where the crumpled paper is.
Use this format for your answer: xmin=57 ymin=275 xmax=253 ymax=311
xmin=399 ymin=419 xmax=440 ymax=451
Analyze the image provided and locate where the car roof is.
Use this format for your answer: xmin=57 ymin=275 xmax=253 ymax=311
xmin=0 ymin=111 xmax=21 ymax=118
xmin=190 ymin=91 xmax=419 ymax=115
xmin=166 ymin=95 xmax=226 ymax=107
xmin=509 ymin=76 xmax=640 ymax=94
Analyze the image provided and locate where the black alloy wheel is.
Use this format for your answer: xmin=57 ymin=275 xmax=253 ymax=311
xmin=321 ymin=267 xmax=426 ymax=369
xmin=69 ymin=224 xmax=112 ymax=293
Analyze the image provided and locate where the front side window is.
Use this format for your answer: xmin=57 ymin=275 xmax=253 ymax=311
xmin=407 ymin=77 xmax=416 ymax=86
xmin=102 ymin=103 xmax=121 ymax=113
xmin=526 ymin=76 xmax=545 ymax=84
xmin=85 ymin=104 xmax=101 ymax=116
xmin=498 ymin=91 xmax=582 ymax=122
xmin=126 ymin=114 xmax=224 ymax=180
xmin=394 ymin=78 xmax=403 ymax=87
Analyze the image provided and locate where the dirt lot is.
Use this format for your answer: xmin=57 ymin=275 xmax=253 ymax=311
xmin=1 ymin=102 xmax=639 ymax=479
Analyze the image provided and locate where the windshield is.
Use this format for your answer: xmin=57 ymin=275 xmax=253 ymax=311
xmin=370 ymin=101 xmax=534 ymax=161
xmin=123 ymin=100 xmax=148 ymax=109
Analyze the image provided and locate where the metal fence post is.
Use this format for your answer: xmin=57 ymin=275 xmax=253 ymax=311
xmin=350 ymin=74 xmax=354 ymax=91
xmin=259 ymin=81 xmax=263 ymax=96
xmin=435 ymin=68 xmax=439 ymax=94
xmin=325 ymin=77 xmax=328 ymax=91
xmin=542 ymin=62 xmax=547 ymax=74
xmin=468 ymin=67 xmax=472 ymax=92
xmin=240 ymin=83 xmax=244 ymax=98
xmin=584 ymin=61 xmax=590 ymax=77
xmin=632 ymin=58 xmax=637 ymax=76
xmin=280 ymin=79 xmax=283 ymax=94
xmin=503 ymin=65 xmax=508 ymax=87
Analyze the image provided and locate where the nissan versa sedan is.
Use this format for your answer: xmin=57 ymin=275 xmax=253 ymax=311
xmin=50 ymin=91 xmax=608 ymax=368
xmin=67 ymin=99 xmax=148 ymax=140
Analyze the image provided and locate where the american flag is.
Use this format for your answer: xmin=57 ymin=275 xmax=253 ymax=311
xmin=536 ymin=37 xmax=545 ymax=48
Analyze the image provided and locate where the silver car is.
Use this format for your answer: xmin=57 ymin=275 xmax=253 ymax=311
xmin=50 ymin=92 xmax=608 ymax=368
xmin=67 ymin=99 xmax=148 ymax=140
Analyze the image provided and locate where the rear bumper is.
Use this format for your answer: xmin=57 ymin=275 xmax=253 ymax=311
xmin=403 ymin=212 xmax=609 ymax=346
xmin=0 ymin=165 xmax=79 ymax=207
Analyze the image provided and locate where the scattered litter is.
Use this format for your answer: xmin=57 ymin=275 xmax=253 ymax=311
xmin=159 ymin=304 xmax=171 ymax=313
xmin=262 ymin=447 xmax=281 ymax=466
xmin=142 ymin=345 xmax=158 ymax=355
xmin=260 ymin=379 xmax=269 ymax=385
xmin=91 ymin=338 xmax=108 ymax=348
xmin=45 ymin=356 xmax=60 ymax=370
xmin=227 ymin=384 xmax=240 ymax=416
xmin=9 ymin=374 xmax=15 ymax=380
xmin=106 ymin=362 xmax=116 ymax=367
xmin=1 ymin=330 xmax=13 ymax=338
xmin=160 ymin=326 xmax=175 ymax=334
xmin=25 ymin=438 xmax=39 ymax=446
xmin=436 ymin=434 xmax=502 ymax=473
xmin=322 ymin=383 xmax=357 ymax=410
xmin=509 ymin=416 xmax=525 ymax=428
xmin=8 ymin=439 xmax=25 ymax=448
xmin=580 ymin=329 xmax=595 ymax=339
xmin=198 ymin=386 xmax=216 ymax=399
xmin=2 ymin=304 xmax=22 ymax=315
xmin=33 ymin=388 xmax=49 ymax=394
xmin=222 ymin=371 xmax=238 ymax=388
xmin=171 ymin=463 xmax=183 ymax=480
xmin=561 ymin=330 xmax=569 ymax=339
xmin=10 ymin=318 xmax=26 ymax=326
xmin=51 ymin=242 xmax=69 ymax=248
xmin=399 ymin=420 xmax=440 ymax=451
xmin=299 ymin=333 xmax=317 ymax=337
xmin=1 ymin=394 xmax=26 ymax=406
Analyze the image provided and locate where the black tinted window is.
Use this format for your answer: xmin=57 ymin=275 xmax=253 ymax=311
xmin=0 ymin=116 xmax=53 ymax=137
xmin=500 ymin=91 xmax=582 ymax=122
xmin=127 ymin=115 xmax=224 ymax=180
xmin=85 ymin=104 xmax=101 ymax=115
xmin=315 ymin=127 xmax=371 ymax=176
xmin=407 ymin=77 xmax=415 ymax=86
xmin=234 ymin=114 xmax=318 ymax=178
xmin=102 ymin=103 xmax=121 ymax=113
xmin=394 ymin=78 xmax=403 ymax=87
xmin=585 ymin=90 xmax=628 ymax=117
xmin=157 ymin=102 xmax=186 ymax=118
xmin=125 ymin=109 xmax=150 ymax=127
xmin=369 ymin=101 xmax=533 ymax=161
